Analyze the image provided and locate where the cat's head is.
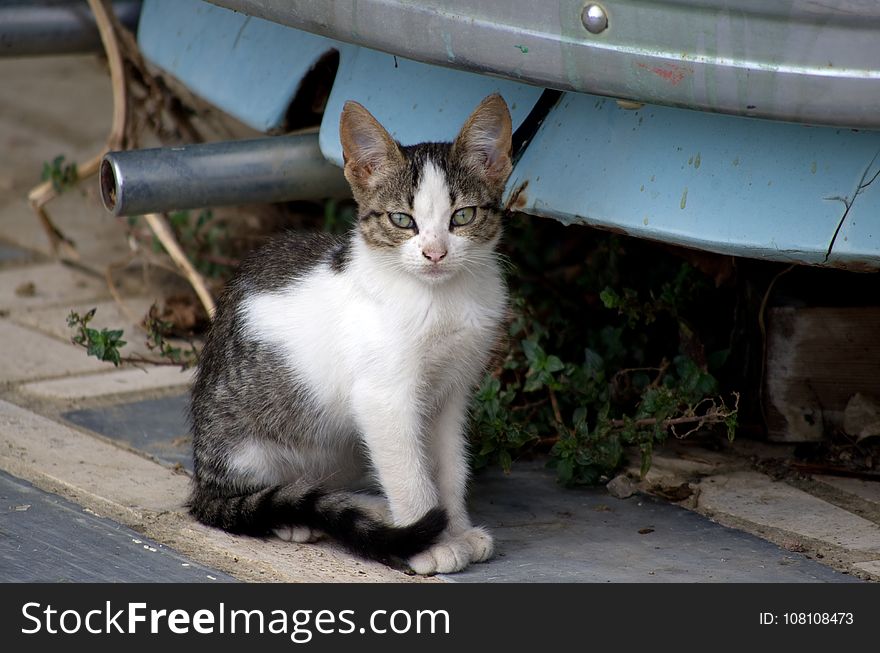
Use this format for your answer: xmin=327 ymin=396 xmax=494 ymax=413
xmin=339 ymin=94 xmax=512 ymax=284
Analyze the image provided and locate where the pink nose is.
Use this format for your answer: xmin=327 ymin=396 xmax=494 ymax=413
xmin=422 ymin=249 xmax=447 ymax=263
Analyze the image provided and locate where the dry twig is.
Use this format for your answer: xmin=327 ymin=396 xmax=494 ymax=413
xmin=143 ymin=213 xmax=216 ymax=317
xmin=609 ymin=391 xmax=741 ymax=437
xmin=26 ymin=0 xmax=127 ymax=257
xmin=26 ymin=0 xmax=214 ymax=318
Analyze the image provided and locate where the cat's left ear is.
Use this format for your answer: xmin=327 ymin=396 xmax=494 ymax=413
xmin=452 ymin=93 xmax=513 ymax=186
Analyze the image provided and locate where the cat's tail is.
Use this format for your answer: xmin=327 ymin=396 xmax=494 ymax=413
xmin=188 ymin=481 xmax=446 ymax=563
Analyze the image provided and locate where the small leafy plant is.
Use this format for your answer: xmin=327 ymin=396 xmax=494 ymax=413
xmin=41 ymin=155 xmax=78 ymax=194
xmin=67 ymin=305 xmax=199 ymax=369
xmin=165 ymin=209 xmax=235 ymax=280
xmin=67 ymin=309 xmax=126 ymax=366
xmin=470 ymin=216 xmax=739 ymax=485
xmin=143 ymin=304 xmax=199 ymax=368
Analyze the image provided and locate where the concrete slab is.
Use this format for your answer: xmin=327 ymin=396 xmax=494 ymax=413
xmin=0 ymin=262 xmax=107 ymax=312
xmin=695 ymin=471 xmax=880 ymax=554
xmin=21 ymin=366 xmax=194 ymax=401
xmin=0 ymin=57 xmax=111 ymax=176
xmin=0 ymin=188 xmax=132 ymax=267
xmin=448 ymin=464 xmax=856 ymax=583
xmin=0 ymin=54 xmax=132 ymax=265
xmin=0 ymin=400 xmax=429 ymax=582
xmin=853 ymin=560 xmax=880 ymax=577
xmin=0 ymin=398 xmax=188 ymax=515
xmin=0 ymin=320 xmax=108 ymax=382
xmin=0 ymin=55 xmax=109 ymax=198
xmin=64 ymin=394 xmax=192 ymax=469
xmin=0 ymin=241 xmax=32 ymax=266
xmin=48 ymin=394 xmax=858 ymax=582
xmin=0 ymin=469 xmax=236 ymax=582
xmin=813 ymin=475 xmax=880 ymax=506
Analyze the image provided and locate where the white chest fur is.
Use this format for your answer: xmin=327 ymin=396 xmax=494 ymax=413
xmin=239 ymin=242 xmax=506 ymax=422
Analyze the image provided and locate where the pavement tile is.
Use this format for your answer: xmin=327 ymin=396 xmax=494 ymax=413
xmin=0 ymin=398 xmax=187 ymax=514
xmin=0 ymin=262 xmax=106 ymax=312
xmin=813 ymin=475 xmax=880 ymax=507
xmin=0 ymin=399 xmax=425 ymax=582
xmin=0 ymin=56 xmax=117 ymax=260
xmin=852 ymin=560 xmax=880 ymax=578
xmin=0 ymin=320 xmax=107 ymax=382
xmin=20 ymin=366 xmax=194 ymax=401
xmin=448 ymin=463 xmax=855 ymax=583
xmin=696 ymin=471 xmax=880 ymax=554
xmin=0 ymin=241 xmax=32 ymax=265
xmin=44 ymin=390 xmax=859 ymax=583
xmin=64 ymin=394 xmax=192 ymax=469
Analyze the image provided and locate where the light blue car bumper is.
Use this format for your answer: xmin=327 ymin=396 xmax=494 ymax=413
xmin=137 ymin=0 xmax=880 ymax=270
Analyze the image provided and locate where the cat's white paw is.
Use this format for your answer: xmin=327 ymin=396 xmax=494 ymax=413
xmin=462 ymin=525 xmax=494 ymax=563
xmin=274 ymin=525 xmax=321 ymax=543
xmin=407 ymin=527 xmax=494 ymax=575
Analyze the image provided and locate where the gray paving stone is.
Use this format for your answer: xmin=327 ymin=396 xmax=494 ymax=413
xmin=0 ymin=263 xmax=107 ymax=312
xmin=0 ymin=320 xmax=107 ymax=382
xmin=814 ymin=475 xmax=880 ymax=506
xmin=21 ymin=366 xmax=194 ymax=401
xmin=0 ymin=469 xmax=236 ymax=582
xmin=0 ymin=242 xmax=31 ymax=265
xmin=696 ymin=471 xmax=880 ymax=554
xmin=63 ymin=394 xmax=193 ymax=470
xmin=60 ymin=395 xmax=860 ymax=582
xmin=447 ymin=463 xmax=859 ymax=583
xmin=853 ymin=560 xmax=880 ymax=577
xmin=0 ymin=399 xmax=188 ymax=515
xmin=0 ymin=56 xmax=121 ymax=262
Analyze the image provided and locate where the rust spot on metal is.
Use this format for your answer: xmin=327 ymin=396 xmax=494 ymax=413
xmin=594 ymin=224 xmax=630 ymax=237
xmin=505 ymin=179 xmax=529 ymax=212
xmin=825 ymin=259 xmax=880 ymax=273
xmin=636 ymin=62 xmax=693 ymax=86
xmin=570 ymin=215 xmax=631 ymax=237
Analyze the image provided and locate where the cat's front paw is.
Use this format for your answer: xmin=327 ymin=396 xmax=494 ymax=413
xmin=461 ymin=525 xmax=494 ymax=563
xmin=407 ymin=526 xmax=494 ymax=575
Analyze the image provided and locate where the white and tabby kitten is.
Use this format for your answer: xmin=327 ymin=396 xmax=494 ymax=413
xmin=189 ymin=94 xmax=512 ymax=574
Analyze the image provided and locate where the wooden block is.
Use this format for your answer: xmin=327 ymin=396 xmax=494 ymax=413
xmin=764 ymin=306 xmax=880 ymax=441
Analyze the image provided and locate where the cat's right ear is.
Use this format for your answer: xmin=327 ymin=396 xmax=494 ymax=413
xmin=340 ymin=102 xmax=403 ymax=188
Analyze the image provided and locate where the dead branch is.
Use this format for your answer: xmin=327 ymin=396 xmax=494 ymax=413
xmin=27 ymin=0 xmax=127 ymax=257
xmin=143 ymin=213 xmax=216 ymax=317
xmin=610 ymin=391 xmax=740 ymax=436
xmin=539 ymin=391 xmax=740 ymax=447
xmin=28 ymin=0 xmax=213 ymax=324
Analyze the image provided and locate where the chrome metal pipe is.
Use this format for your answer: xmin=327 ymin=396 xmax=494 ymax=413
xmin=0 ymin=1 xmax=142 ymax=57
xmin=100 ymin=132 xmax=351 ymax=217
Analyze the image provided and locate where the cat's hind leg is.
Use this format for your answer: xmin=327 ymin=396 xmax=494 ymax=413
xmin=274 ymin=525 xmax=323 ymax=543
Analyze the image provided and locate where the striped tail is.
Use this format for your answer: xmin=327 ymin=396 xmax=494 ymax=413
xmin=188 ymin=481 xmax=447 ymax=563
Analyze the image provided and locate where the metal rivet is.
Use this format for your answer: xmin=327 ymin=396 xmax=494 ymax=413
xmin=581 ymin=4 xmax=609 ymax=34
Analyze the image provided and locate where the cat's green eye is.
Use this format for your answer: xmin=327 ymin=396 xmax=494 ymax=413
xmin=388 ymin=212 xmax=416 ymax=229
xmin=450 ymin=206 xmax=477 ymax=227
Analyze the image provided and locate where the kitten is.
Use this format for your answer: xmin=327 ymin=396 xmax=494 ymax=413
xmin=188 ymin=94 xmax=512 ymax=574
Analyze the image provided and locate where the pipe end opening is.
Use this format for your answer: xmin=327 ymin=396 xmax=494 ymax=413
xmin=99 ymin=158 xmax=118 ymax=213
